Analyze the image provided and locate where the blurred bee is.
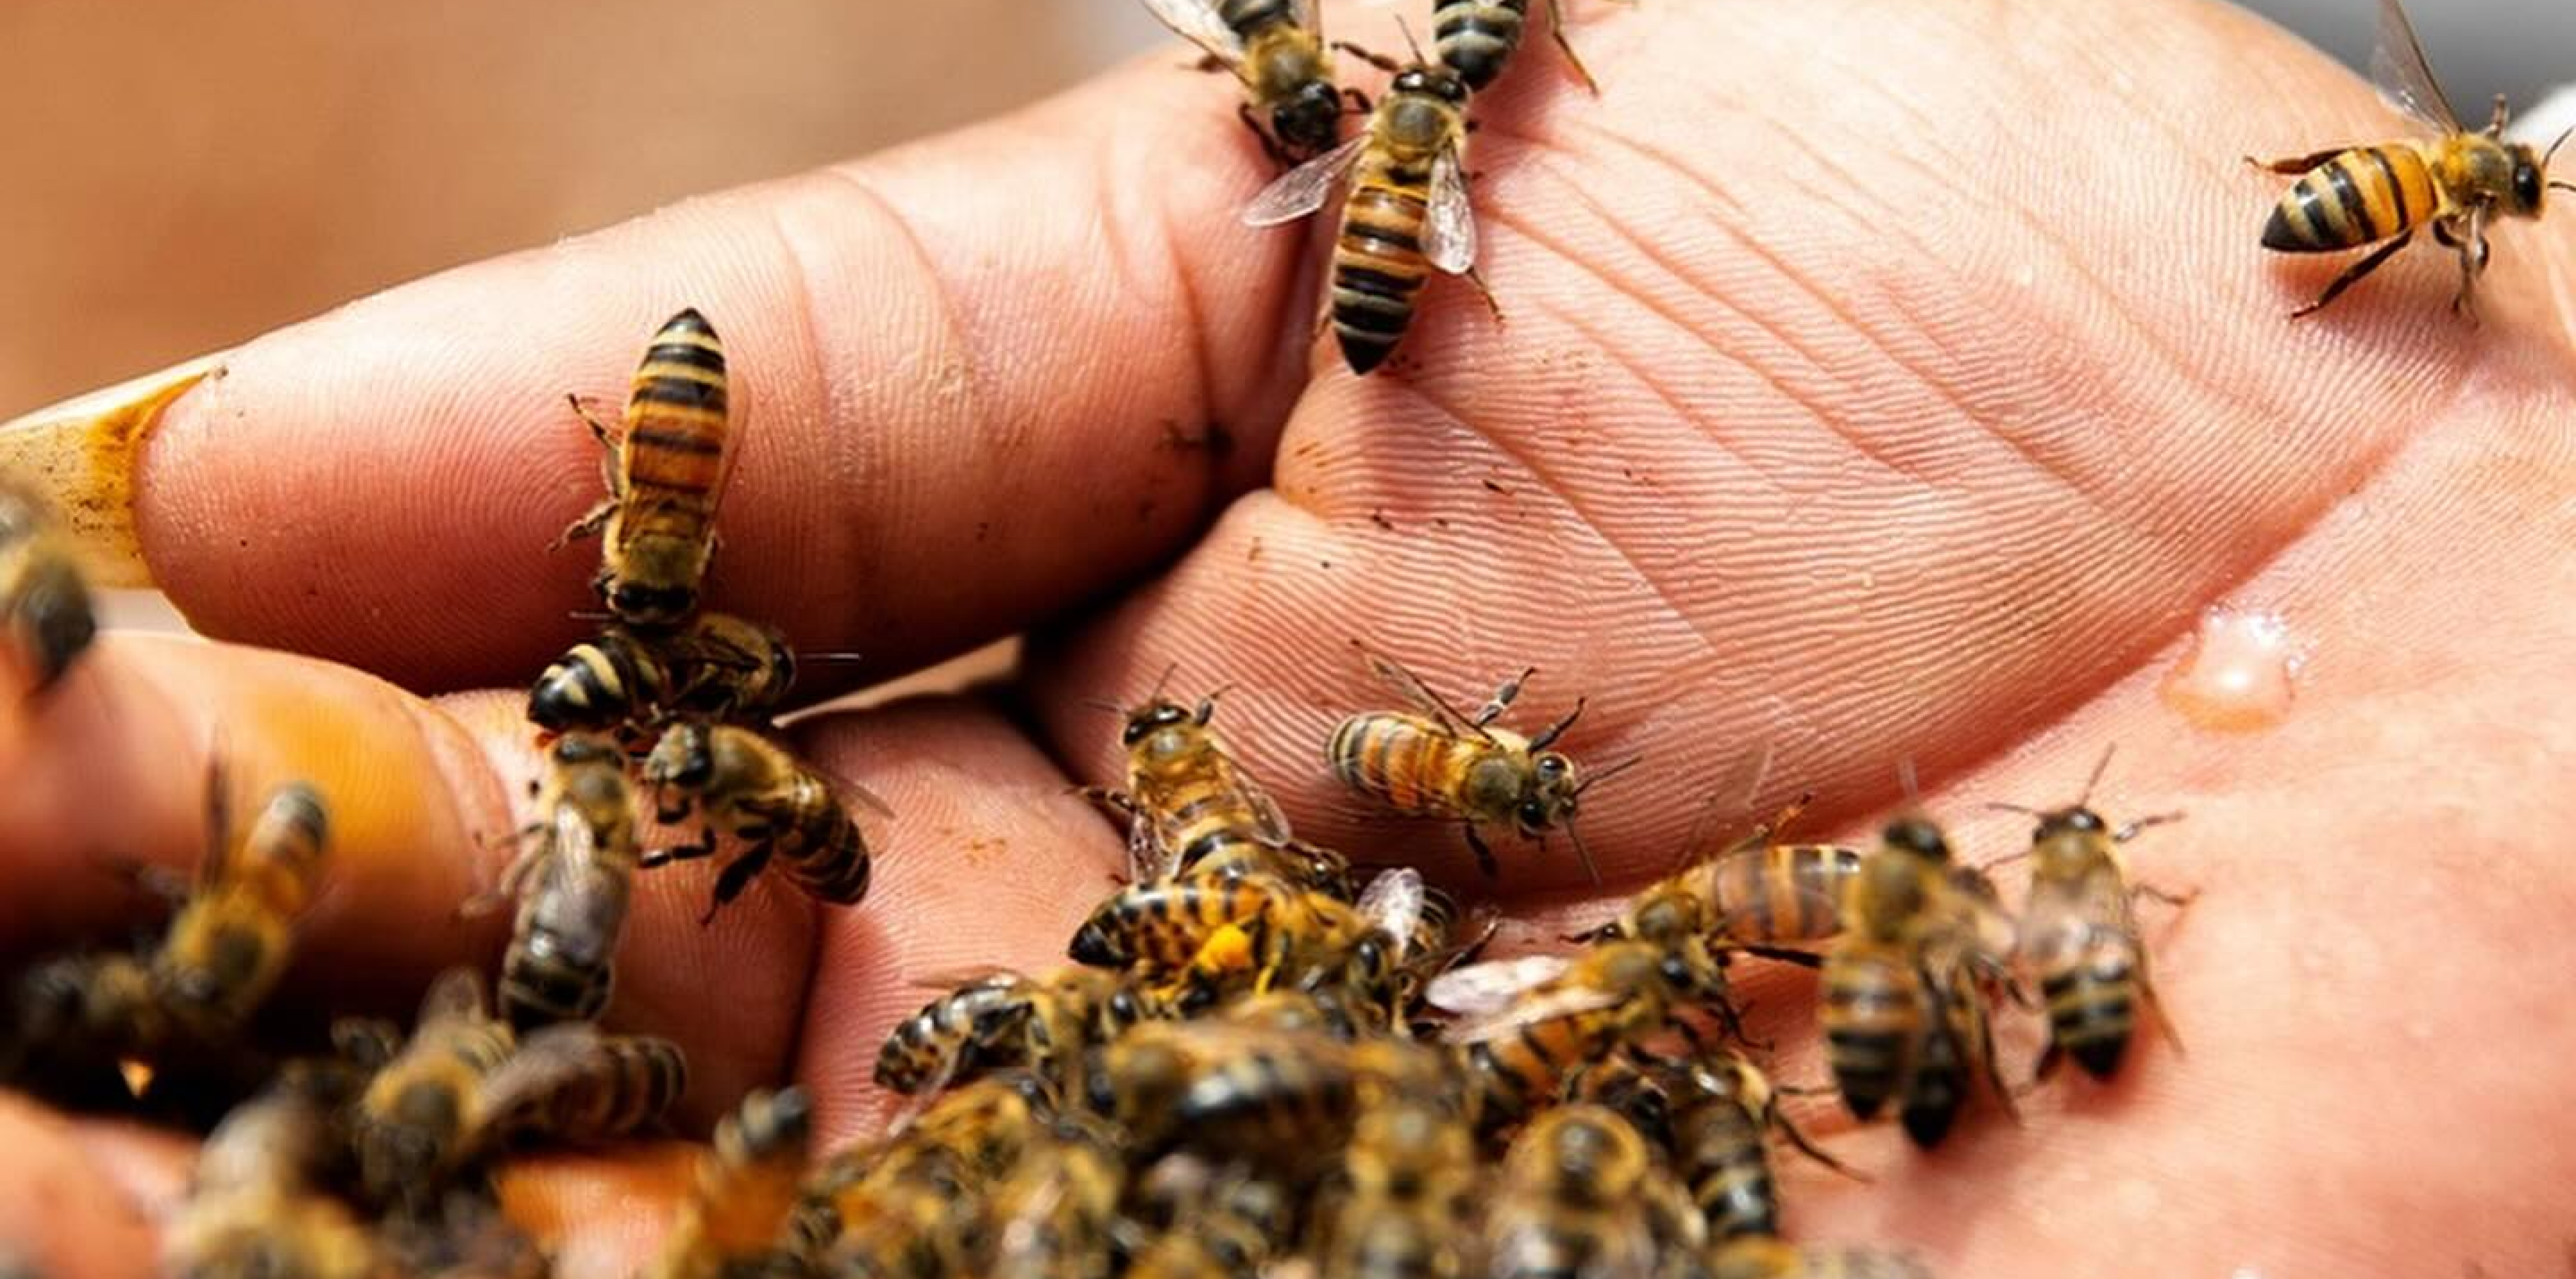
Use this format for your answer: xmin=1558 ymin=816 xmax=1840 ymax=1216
xmin=374 ymin=1188 xmax=552 ymax=1279
xmin=1431 ymin=0 xmax=1601 ymax=95
xmin=1091 ymin=1019 xmax=1360 ymax=1169
xmin=527 ymin=612 xmax=801 ymax=739
xmin=1124 ymin=1160 xmax=1298 ymax=1279
xmin=801 ymin=1074 xmax=1054 ymax=1275
xmin=354 ymin=968 xmax=685 ymax=1209
xmin=1663 ymin=1051 xmax=1860 ymax=1241
xmin=1081 ymin=680 xmax=1343 ymax=893
xmin=1482 ymin=1104 xmax=1704 ymax=1279
xmin=642 ymin=721 xmax=885 ymax=923
xmin=150 ymin=771 xmax=333 ymax=1045
xmin=874 ymin=965 xmax=1138 ymax=1098
xmin=1430 ymin=936 xmax=1736 ymax=1131
xmin=984 ymin=1115 xmax=1125 ymax=1279
xmin=2250 ymin=0 xmax=2574 ymax=318
xmin=1995 ymin=748 xmax=2190 ymax=1082
xmin=1140 ymin=0 xmax=1352 ymax=165
xmin=166 ymin=1059 xmax=377 ymax=1279
xmin=1244 ymin=49 xmax=1485 ymax=376
xmin=556 ymin=308 xmax=733 ymax=628
xmin=1819 ymin=815 xmax=2015 ymax=1148
xmin=647 ymin=1086 xmax=813 ymax=1279
xmin=1322 ymin=643 xmax=1631 ymax=882
xmin=474 ymin=733 xmax=640 ymax=1030
xmin=1706 ymin=1238 xmax=1936 ymax=1279
xmin=1317 ymin=1040 xmax=1478 ymax=1279
xmin=1590 ymin=791 xmax=1862 ymax=951
xmin=0 ymin=482 xmax=96 ymax=696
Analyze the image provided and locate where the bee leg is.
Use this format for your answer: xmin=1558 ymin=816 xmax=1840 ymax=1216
xmin=2242 ymin=147 xmax=2349 ymax=175
xmin=1078 ymin=785 xmax=1138 ymax=823
xmin=638 ymin=838 xmax=716 ymax=871
xmin=2287 ymin=227 xmax=2412 ymax=319
xmin=1770 ymin=1108 xmax=1870 ymax=1183
xmin=2447 ymin=209 xmax=2489 ymax=323
xmin=1462 ymin=823 xmax=1501 ymax=879
xmin=1541 ymin=0 xmax=1602 ymax=95
xmin=1975 ymin=1006 xmax=2020 ymax=1122
xmin=1330 ymin=41 xmax=1402 ymax=76
xmin=1527 ymin=696 xmax=1587 ymax=751
xmin=702 ymin=844 xmax=778 ymax=924
xmin=550 ymin=499 xmax=615 ymax=551
xmin=1462 ymin=268 xmax=1507 ymax=326
xmin=1471 ymin=668 xmax=1532 ymax=727
xmin=1340 ymin=87 xmax=1370 ymax=115
xmin=565 ymin=393 xmax=618 ymax=449
xmin=2487 ymin=92 xmax=2510 ymax=137
xmin=1235 ymin=102 xmax=1292 ymax=169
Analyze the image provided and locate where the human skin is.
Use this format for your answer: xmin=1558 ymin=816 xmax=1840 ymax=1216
xmin=4 ymin=0 xmax=2575 ymax=1275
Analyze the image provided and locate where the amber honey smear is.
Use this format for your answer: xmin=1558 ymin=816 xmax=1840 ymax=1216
xmin=0 ymin=355 xmax=222 ymax=589
xmin=2159 ymin=605 xmax=2307 ymax=732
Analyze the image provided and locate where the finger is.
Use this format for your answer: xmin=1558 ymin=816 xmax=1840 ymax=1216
xmin=501 ymin=1148 xmax=698 ymax=1279
xmin=783 ymin=695 xmax=1125 ymax=1147
xmin=1030 ymin=0 xmax=2576 ymax=894
xmin=0 ymin=1096 xmax=162 ymax=1279
xmin=19 ymin=54 xmax=1320 ymax=694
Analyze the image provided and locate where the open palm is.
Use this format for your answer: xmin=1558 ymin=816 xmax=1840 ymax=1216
xmin=5 ymin=0 xmax=2574 ymax=1275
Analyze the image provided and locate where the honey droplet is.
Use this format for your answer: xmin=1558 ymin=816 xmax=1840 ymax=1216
xmin=2160 ymin=605 xmax=2305 ymax=732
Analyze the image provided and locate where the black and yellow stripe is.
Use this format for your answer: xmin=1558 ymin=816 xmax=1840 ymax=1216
xmin=495 ymin=1033 xmax=687 ymax=1144
xmin=872 ymin=974 xmax=1030 ymax=1093
xmin=1896 ymin=978 xmax=1967 ymax=1149
xmin=1218 ymin=0 xmax=1296 ymax=39
xmin=774 ymin=772 xmax=873 ymax=906
xmin=1711 ymin=843 xmax=1860 ymax=943
xmin=1674 ymin=1096 xmax=1776 ymax=1240
xmin=1328 ymin=713 xmax=1482 ymax=815
xmin=1432 ymin=0 xmax=1529 ymax=92
xmin=2262 ymin=145 xmax=2437 ymax=252
xmin=2042 ymin=942 xmax=2140 ymax=1079
xmin=527 ymin=631 xmax=669 ymax=734
xmin=1069 ymin=872 xmax=1277 ymax=970
xmin=1820 ymin=947 xmax=1915 ymax=1122
xmin=1330 ymin=160 xmax=1439 ymax=376
xmin=599 ymin=308 xmax=729 ymax=626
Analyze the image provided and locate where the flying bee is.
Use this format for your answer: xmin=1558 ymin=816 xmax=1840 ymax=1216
xmin=2250 ymin=0 xmax=2575 ymax=319
xmin=1664 ymin=1050 xmax=1861 ymax=1241
xmin=527 ymin=611 xmax=803 ymax=739
xmin=150 ymin=771 xmax=333 ymax=1045
xmin=0 ymin=482 xmax=96 ymax=697
xmin=641 ymin=720 xmax=886 ymax=922
xmin=1483 ymin=1104 xmax=1704 ymax=1279
xmin=473 ymin=733 xmax=641 ymax=1030
xmin=354 ymin=968 xmax=685 ymax=1210
xmin=1323 ymin=643 xmax=1633 ymax=882
xmin=1140 ymin=0 xmax=1355 ymax=165
xmin=874 ymin=965 xmax=1137 ymax=1098
xmin=1818 ymin=815 xmax=2016 ymax=1147
xmin=1705 ymin=1238 xmax=1936 ymax=1279
xmin=1995 ymin=748 xmax=2191 ymax=1082
xmin=167 ymin=1060 xmax=378 ymax=1279
xmin=555 ymin=308 xmax=733 ymax=628
xmin=1431 ymin=0 xmax=1602 ymax=95
xmin=1244 ymin=48 xmax=1485 ymax=376
xmin=647 ymin=1086 xmax=813 ymax=1279
xmin=1080 ymin=680 xmax=1340 ymax=891
xmin=1430 ymin=936 xmax=1738 ymax=1131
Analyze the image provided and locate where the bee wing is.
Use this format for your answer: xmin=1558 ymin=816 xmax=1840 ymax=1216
xmin=907 ymin=964 xmax=1026 ymax=993
xmin=1349 ymin=639 xmax=1484 ymax=737
xmin=1354 ymin=867 xmax=1426 ymax=958
xmin=1128 ymin=812 xmax=1182 ymax=883
xmin=1424 ymin=146 xmax=1478 ymax=276
xmin=416 ymin=965 xmax=490 ymax=1030
xmin=1438 ymin=980 xmax=1628 ymax=1045
xmin=1139 ymin=0 xmax=1248 ymax=69
xmin=1939 ymin=864 xmax=2018 ymax=961
xmin=1424 ymin=952 xmax=1572 ymax=1016
xmin=474 ymin=1023 xmax=604 ymax=1128
xmin=1243 ymin=134 xmax=1369 ymax=227
xmin=2368 ymin=0 xmax=2462 ymax=132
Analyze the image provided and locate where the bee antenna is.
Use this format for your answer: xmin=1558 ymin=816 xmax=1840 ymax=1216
xmin=1563 ymin=821 xmax=1605 ymax=887
xmin=2553 ymin=182 xmax=2576 ymax=195
xmin=2114 ymin=811 xmax=2187 ymax=843
xmin=2546 ymin=125 xmax=2575 ymax=168
xmin=2078 ymin=744 xmax=2117 ymax=808
xmin=1078 ymin=698 xmax=1125 ymax=716
xmin=1393 ymin=14 xmax=1426 ymax=64
xmin=1574 ymin=753 xmax=1645 ymax=797
xmin=1147 ymin=661 xmax=1180 ymax=705
xmin=1981 ymin=801 xmax=2042 ymax=817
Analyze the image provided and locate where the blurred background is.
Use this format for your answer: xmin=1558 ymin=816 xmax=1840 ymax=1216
xmin=2 ymin=0 xmax=2571 ymax=420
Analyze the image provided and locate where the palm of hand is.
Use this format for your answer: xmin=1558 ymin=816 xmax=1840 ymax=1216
xmin=5 ymin=1 xmax=2574 ymax=1276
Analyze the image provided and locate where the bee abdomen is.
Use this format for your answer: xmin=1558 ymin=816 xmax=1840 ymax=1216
xmin=2262 ymin=145 xmax=2433 ymax=252
xmin=622 ymin=309 xmax=728 ymax=500
xmin=4 ymin=554 xmax=95 ymax=692
xmin=1332 ymin=187 xmax=1435 ymax=376
xmin=1218 ymin=0 xmax=1297 ymax=39
xmin=1822 ymin=967 xmax=1912 ymax=1120
xmin=2044 ymin=953 xmax=2138 ymax=1079
xmin=1677 ymin=1108 xmax=1776 ymax=1240
xmin=528 ymin=636 xmax=664 ymax=733
xmin=1432 ymin=0 xmax=1528 ymax=92
xmin=500 ymin=939 xmax=612 ymax=1030
xmin=782 ymin=812 xmax=872 ymax=906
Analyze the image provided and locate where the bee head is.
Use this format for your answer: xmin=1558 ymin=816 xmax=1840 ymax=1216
xmin=1516 ymin=751 xmax=1580 ymax=834
xmin=1879 ymin=815 xmax=1952 ymax=863
xmin=2508 ymin=145 xmax=2547 ymax=216
xmin=1401 ymin=63 xmax=1470 ymax=105
xmin=604 ymin=577 xmax=698 ymax=628
xmin=1274 ymin=81 xmax=1345 ymax=157
xmin=2035 ymin=805 xmax=2107 ymax=841
xmin=1120 ymin=699 xmax=1195 ymax=748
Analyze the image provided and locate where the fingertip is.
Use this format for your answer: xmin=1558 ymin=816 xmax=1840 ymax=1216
xmin=0 ymin=1096 xmax=163 ymax=1279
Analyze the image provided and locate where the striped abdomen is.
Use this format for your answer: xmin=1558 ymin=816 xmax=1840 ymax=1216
xmin=1432 ymin=0 xmax=1529 ymax=92
xmin=1175 ymin=1050 xmax=1357 ymax=1156
xmin=2041 ymin=931 xmax=2141 ymax=1079
xmin=2262 ymin=145 xmax=2437 ymax=252
xmin=1150 ymin=766 xmax=1283 ymax=878
xmin=775 ymin=777 xmax=873 ymax=906
xmin=1218 ymin=0 xmax=1298 ymax=41
xmin=872 ymin=977 xmax=1029 ymax=1093
xmin=1461 ymin=1011 xmax=1616 ymax=1128
xmin=1329 ymin=153 xmax=1438 ymax=376
xmin=1709 ymin=844 xmax=1860 ymax=943
xmin=0 ymin=503 xmax=94 ymax=694
xmin=602 ymin=308 xmax=727 ymax=625
xmin=527 ymin=632 xmax=668 ymax=734
xmin=1897 ymin=981 xmax=1967 ymax=1149
xmin=1673 ymin=1098 xmax=1775 ymax=1241
xmin=1070 ymin=876 xmax=1275 ymax=970
xmin=498 ymin=1035 xmax=686 ymax=1144
xmin=1820 ymin=946 xmax=1916 ymax=1121
xmin=501 ymin=851 xmax=634 ymax=1029
xmin=237 ymin=783 xmax=333 ymax=913
xmin=1329 ymin=713 xmax=1481 ymax=815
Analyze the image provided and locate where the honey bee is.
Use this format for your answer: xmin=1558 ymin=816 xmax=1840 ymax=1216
xmin=874 ymin=965 xmax=1137 ymax=1098
xmin=477 ymin=733 xmax=640 ymax=1029
xmin=2250 ymin=0 xmax=2574 ymax=319
xmin=1431 ymin=936 xmax=1736 ymax=1131
xmin=556 ymin=308 xmax=733 ymax=628
xmin=1705 ymin=1238 xmax=1936 ymax=1279
xmin=1125 ymin=1160 xmax=1298 ymax=1279
xmin=801 ymin=1074 xmax=1053 ymax=1274
xmin=1317 ymin=1042 xmax=1477 ymax=1279
xmin=1073 ymin=866 xmax=1401 ymax=1010
xmin=1664 ymin=1051 xmax=1860 ymax=1242
xmin=166 ymin=1060 xmax=378 ymax=1279
xmin=1996 ymin=748 xmax=2190 ymax=1082
xmin=151 ymin=772 xmax=332 ymax=1045
xmin=1482 ymin=1104 xmax=1704 ymax=1279
xmin=647 ymin=1086 xmax=813 ymax=1279
xmin=0 ymin=482 xmax=95 ymax=696
xmin=1080 ymin=681 xmax=1339 ymax=891
xmin=1593 ymin=791 xmax=1862 ymax=951
xmin=1431 ymin=0 xmax=1601 ymax=94
xmin=1819 ymin=815 xmax=2015 ymax=1148
xmin=354 ymin=968 xmax=686 ymax=1209
xmin=527 ymin=611 xmax=800 ymax=739
xmin=985 ymin=1116 xmax=1125 ymax=1279
xmin=642 ymin=721 xmax=885 ymax=923
xmin=1091 ymin=1019 xmax=1359 ymax=1167
xmin=1141 ymin=0 xmax=1353 ymax=165
xmin=1322 ymin=643 xmax=1628 ymax=881
xmin=1244 ymin=50 xmax=1485 ymax=376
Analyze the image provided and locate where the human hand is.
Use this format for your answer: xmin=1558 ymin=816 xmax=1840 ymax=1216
xmin=5 ymin=0 xmax=2574 ymax=1275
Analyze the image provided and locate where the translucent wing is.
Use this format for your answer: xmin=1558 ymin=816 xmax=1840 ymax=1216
xmin=1931 ymin=865 xmax=2017 ymax=964
xmin=475 ymin=1023 xmax=604 ymax=1130
xmin=1440 ymin=980 xmax=1628 ymax=1045
xmin=1425 ymin=952 xmax=1571 ymax=1016
xmin=1425 ymin=146 xmax=1478 ymax=275
xmin=1129 ymin=811 xmax=1180 ymax=884
xmin=1215 ymin=752 xmax=1299 ymax=846
xmin=908 ymin=965 xmax=1027 ymax=993
xmin=1244 ymin=134 xmax=1368 ymax=228
xmin=525 ymin=854 xmax=629 ymax=971
xmin=2368 ymin=0 xmax=2460 ymax=131
xmin=1140 ymin=0 xmax=1248 ymax=67
xmin=1355 ymin=868 xmax=1426 ymax=958
xmin=1349 ymin=639 xmax=1482 ymax=736
xmin=416 ymin=966 xmax=489 ymax=1029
